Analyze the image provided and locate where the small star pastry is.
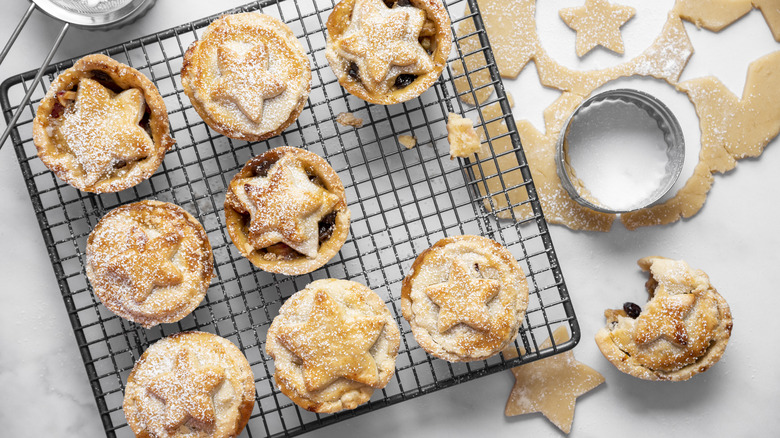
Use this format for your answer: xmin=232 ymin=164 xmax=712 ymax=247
xmin=33 ymin=54 xmax=175 ymax=193
xmin=266 ymin=279 xmax=400 ymax=413
xmin=401 ymin=235 xmax=529 ymax=362
xmin=224 ymin=146 xmax=350 ymax=275
xmin=559 ymin=0 xmax=636 ymax=57
xmin=123 ymin=331 xmax=255 ymax=438
xmin=181 ymin=12 xmax=311 ymax=141
xmin=326 ymin=0 xmax=452 ymax=104
xmin=86 ymin=200 xmax=214 ymax=328
xmin=595 ymin=256 xmax=733 ymax=381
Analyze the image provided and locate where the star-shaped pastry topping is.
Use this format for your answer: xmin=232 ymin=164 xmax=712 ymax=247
xmin=147 ymin=349 xmax=225 ymax=432
xmin=634 ymin=293 xmax=696 ymax=347
xmin=105 ymin=227 xmax=183 ymax=303
xmin=211 ymin=43 xmax=287 ymax=123
xmin=276 ymin=290 xmax=386 ymax=391
xmin=425 ymin=261 xmax=500 ymax=333
xmin=505 ymin=326 xmax=605 ymax=434
xmin=559 ymin=0 xmax=636 ymax=57
xmin=59 ymin=78 xmax=154 ymax=186
xmin=337 ymin=0 xmax=434 ymax=93
xmin=233 ymin=155 xmax=340 ymax=258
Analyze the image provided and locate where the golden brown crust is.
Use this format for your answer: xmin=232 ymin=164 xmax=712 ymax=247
xmin=401 ymin=235 xmax=529 ymax=362
xmin=181 ymin=12 xmax=311 ymax=141
xmin=595 ymin=256 xmax=733 ymax=381
xmin=86 ymin=201 xmax=214 ymax=328
xmin=33 ymin=54 xmax=175 ymax=193
xmin=325 ymin=0 xmax=452 ymax=104
xmin=123 ymin=332 xmax=255 ymax=438
xmin=224 ymin=146 xmax=350 ymax=276
xmin=266 ymin=279 xmax=400 ymax=413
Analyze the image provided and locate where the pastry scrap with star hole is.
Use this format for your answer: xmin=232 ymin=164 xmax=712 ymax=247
xmin=86 ymin=200 xmax=214 ymax=328
xmin=401 ymin=235 xmax=529 ymax=362
xmin=266 ymin=279 xmax=401 ymax=413
xmin=595 ymin=256 xmax=733 ymax=381
xmin=123 ymin=331 xmax=255 ymax=438
xmin=224 ymin=146 xmax=351 ymax=276
xmin=181 ymin=12 xmax=311 ymax=141
xmin=33 ymin=54 xmax=175 ymax=193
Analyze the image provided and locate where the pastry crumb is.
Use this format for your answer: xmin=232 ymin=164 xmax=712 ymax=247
xmin=398 ymin=134 xmax=417 ymax=149
xmin=447 ymin=113 xmax=482 ymax=159
xmin=336 ymin=112 xmax=363 ymax=128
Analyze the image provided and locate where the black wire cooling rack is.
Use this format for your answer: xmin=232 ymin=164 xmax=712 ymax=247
xmin=0 ymin=0 xmax=579 ymax=436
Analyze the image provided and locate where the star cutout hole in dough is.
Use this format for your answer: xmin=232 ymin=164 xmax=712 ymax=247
xmin=559 ymin=0 xmax=636 ymax=57
xmin=276 ymin=290 xmax=386 ymax=392
xmin=425 ymin=261 xmax=500 ymax=333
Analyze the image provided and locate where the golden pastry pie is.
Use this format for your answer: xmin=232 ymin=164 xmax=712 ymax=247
xmin=266 ymin=279 xmax=400 ymax=413
xmin=401 ymin=235 xmax=529 ymax=362
xmin=181 ymin=12 xmax=311 ymax=141
xmin=33 ymin=54 xmax=175 ymax=193
xmin=86 ymin=200 xmax=214 ymax=328
xmin=325 ymin=0 xmax=452 ymax=104
xmin=224 ymin=146 xmax=350 ymax=275
xmin=595 ymin=256 xmax=733 ymax=381
xmin=123 ymin=331 xmax=255 ymax=437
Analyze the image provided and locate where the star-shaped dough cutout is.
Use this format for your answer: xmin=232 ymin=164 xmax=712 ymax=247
xmin=634 ymin=294 xmax=696 ymax=347
xmin=211 ymin=43 xmax=287 ymax=123
xmin=425 ymin=261 xmax=500 ymax=333
xmin=59 ymin=78 xmax=154 ymax=186
xmin=234 ymin=155 xmax=339 ymax=258
xmin=147 ymin=349 xmax=225 ymax=432
xmin=505 ymin=326 xmax=604 ymax=434
xmin=105 ymin=227 xmax=183 ymax=303
xmin=337 ymin=0 xmax=434 ymax=93
xmin=559 ymin=0 xmax=636 ymax=57
xmin=276 ymin=290 xmax=386 ymax=391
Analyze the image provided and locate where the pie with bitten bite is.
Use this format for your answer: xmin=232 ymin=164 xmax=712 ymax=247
xmin=86 ymin=200 xmax=214 ymax=328
xmin=181 ymin=12 xmax=311 ymax=141
xmin=401 ymin=235 xmax=529 ymax=362
xmin=325 ymin=0 xmax=452 ymax=104
xmin=33 ymin=54 xmax=175 ymax=193
xmin=595 ymin=256 xmax=733 ymax=381
xmin=224 ymin=146 xmax=350 ymax=276
xmin=266 ymin=279 xmax=400 ymax=413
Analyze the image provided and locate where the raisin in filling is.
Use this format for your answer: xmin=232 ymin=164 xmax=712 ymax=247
xmin=394 ymin=74 xmax=416 ymax=89
xmin=138 ymin=105 xmax=152 ymax=136
xmin=348 ymin=62 xmax=360 ymax=81
xmin=318 ymin=211 xmax=338 ymax=244
xmin=623 ymin=302 xmax=642 ymax=319
xmin=89 ymin=70 xmax=125 ymax=93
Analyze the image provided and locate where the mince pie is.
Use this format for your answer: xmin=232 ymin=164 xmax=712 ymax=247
xmin=33 ymin=54 xmax=175 ymax=193
xmin=224 ymin=146 xmax=350 ymax=275
xmin=595 ymin=256 xmax=733 ymax=381
xmin=401 ymin=235 xmax=529 ymax=362
xmin=86 ymin=200 xmax=214 ymax=328
xmin=326 ymin=0 xmax=452 ymax=104
xmin=181 ymin=12 xmax=311 ymax=141
xmin=123 ymin=331 xmax=255 ymax=437
xmin=266 ymin=279 xmax=400 ymax=413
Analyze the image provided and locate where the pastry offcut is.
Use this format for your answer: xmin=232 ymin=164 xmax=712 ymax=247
xmin=595 ymin=256 xmax=733 ymax=381
xmin=123 ymin=331 xmax=255 ymax=437
xmin=326 ymin=0 xmax=452 ymax=104
xmin=224 ymin=146 xmax=350 ymax=275
xmin=266 ymin=279 xmax=401 ymax=413
xmin=33 ymin=54 xmax=175 ymax=193
xmin=401 ymin=235 xmax=529 ymax=362
xmin=181 ymin=12 xmax=311 ymax=141
xmin=86 ymin=200 xmax=214 ymax=328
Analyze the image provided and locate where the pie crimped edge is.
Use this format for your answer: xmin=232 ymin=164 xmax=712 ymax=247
xmin=181 ymin=12 xmax=312 ymax=142
xmin=325 ymin=0 xmax=453 ymax=105
xmin=123 ymin=331 xmax=255 ymax=438
xmin=33 ymin=54 xmax=175 ymax=193
xmin=86 ymin=200 xmax=214 ymax=329
xmin=401 ymin=235 xmax=529 ymax=362
xmin=224 ymin=146 xmax=350 ymax=276
xmin=266 ymin=279 xmax=401 ymax=413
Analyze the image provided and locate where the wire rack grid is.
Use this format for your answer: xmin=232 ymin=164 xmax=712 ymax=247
xmin=0 ymin=0 xmax=578 ymax=436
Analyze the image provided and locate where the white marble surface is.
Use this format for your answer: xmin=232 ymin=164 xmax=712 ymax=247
xmin=1 ymin=0 xmax=779 ymax=436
